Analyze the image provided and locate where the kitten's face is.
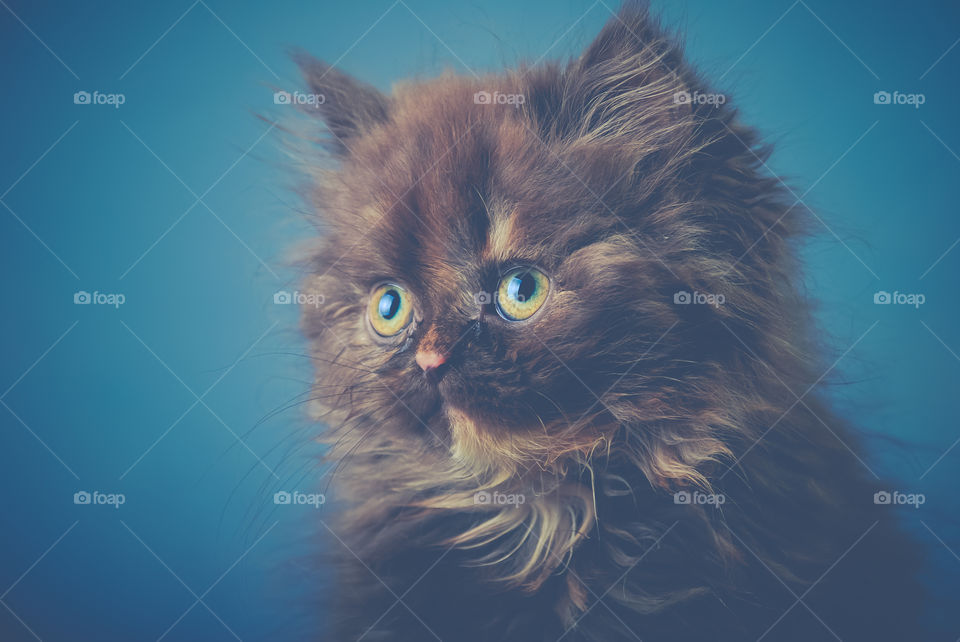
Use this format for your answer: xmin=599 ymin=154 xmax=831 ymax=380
xmin=299 ymin=10 xmax=785 ymax=480
xmin=303 ymin=87 xmax=676 ymax=471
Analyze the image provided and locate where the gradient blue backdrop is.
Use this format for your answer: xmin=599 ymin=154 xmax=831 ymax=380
xmin=2 ymin=1 xmax=958 ymax=639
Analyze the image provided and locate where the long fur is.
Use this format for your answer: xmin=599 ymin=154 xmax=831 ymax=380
xmin=292 ymin=4 xmax=923 ymax=640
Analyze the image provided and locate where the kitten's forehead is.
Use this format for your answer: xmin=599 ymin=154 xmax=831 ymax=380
xmin=352 ymin=116 xmax=513 ymax=272
xmin=331 ymin=78 xmax=632 ymax=304
xmin=361 ymin=126 xmax=552 ymax=251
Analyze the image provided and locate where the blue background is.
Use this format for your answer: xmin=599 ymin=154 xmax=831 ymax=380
xmin=1 ymin=0 xmax=958 ymax=639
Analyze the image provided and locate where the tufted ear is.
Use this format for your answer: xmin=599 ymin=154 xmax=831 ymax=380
xmin=575 ymin=1 xmax=683 ymax=74
xmin=293 ymin=51 xmax=391 ymax=155
xmin=520 ymin=3 xmax=799 ymax=278
xmin=520 ymin=2 xmax=705 ymax=154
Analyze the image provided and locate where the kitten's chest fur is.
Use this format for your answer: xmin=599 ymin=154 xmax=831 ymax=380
xmin=322 ymin=435 xmax=920 ymax=642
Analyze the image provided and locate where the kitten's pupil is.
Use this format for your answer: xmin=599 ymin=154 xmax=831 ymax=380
xmin=378 ymin=290 xmax=401 ymax=319
xmin=508 ymin=273 xmax=536 ymax=303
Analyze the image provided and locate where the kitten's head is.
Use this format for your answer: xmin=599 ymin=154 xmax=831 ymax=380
xmin=297 ymin=4 xmax=800 ymax=490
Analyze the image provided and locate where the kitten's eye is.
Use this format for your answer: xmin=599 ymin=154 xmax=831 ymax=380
xmin=495 ymin=268 xmax=549 ymax=321
xmin=368 ymin=284 xmax=413 ymax=337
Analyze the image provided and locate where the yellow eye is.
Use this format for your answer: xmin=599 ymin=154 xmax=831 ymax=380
xmin=496 ymin=268 xmax=549 ymax=321
xmin=368 ymin=284 xmax=413 ymax=337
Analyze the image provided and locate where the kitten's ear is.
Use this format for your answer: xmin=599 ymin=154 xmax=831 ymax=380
xmin=293 ymin=52 xmax=390 ymax=155
xmin=534 ymin=2 xmax=694 ymax=143
xmin=576 ymin=1 xmax=676 ymax=70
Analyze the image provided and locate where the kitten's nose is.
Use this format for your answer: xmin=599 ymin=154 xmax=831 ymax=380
xmin=415 ymin=349 xmax=448 ymax=382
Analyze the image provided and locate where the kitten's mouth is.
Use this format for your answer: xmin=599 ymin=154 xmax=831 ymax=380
xmin=435 ymin=386 xmax=503 ymax=432
xmin=433 ymin=392 xmax=484 ymax=432
xmin=422 ymin=367 xmax=541 ymax=464
xmin=432 ymin=373 xmax=533 ymax=434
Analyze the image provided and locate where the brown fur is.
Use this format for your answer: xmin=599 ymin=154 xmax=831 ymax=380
xmin=291 ymin=4 xmax=922 ymax=640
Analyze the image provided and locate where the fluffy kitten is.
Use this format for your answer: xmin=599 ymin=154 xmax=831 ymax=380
xmin=293 ymin=4 xmax=922 ymax=640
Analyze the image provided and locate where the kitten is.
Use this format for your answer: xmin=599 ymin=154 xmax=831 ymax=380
xmin=293 ymin=3 xmax=922 ymax=640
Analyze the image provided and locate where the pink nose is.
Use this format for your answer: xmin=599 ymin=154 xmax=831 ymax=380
xmin=415 ymin=350 xmax=446 ymax=372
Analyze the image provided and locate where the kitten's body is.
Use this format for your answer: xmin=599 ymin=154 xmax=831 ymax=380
xmin=295 ymin=5 xmax=922 ymax=640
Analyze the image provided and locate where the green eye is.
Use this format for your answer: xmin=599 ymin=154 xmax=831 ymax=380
xmin=496 ymin=268 xmax=549 ymax=321
xmin=368 ymin=284 xmax=413 ymax=336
